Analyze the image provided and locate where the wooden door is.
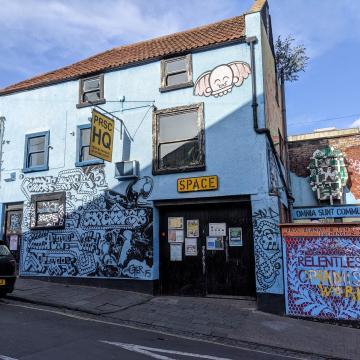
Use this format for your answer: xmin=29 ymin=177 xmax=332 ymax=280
xmin=159 ymin=201 xmax=255 ymax=296
xmin=4 ymin=204 xmax=23 ymax=261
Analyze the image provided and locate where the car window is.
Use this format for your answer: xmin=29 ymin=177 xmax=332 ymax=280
xmin=0 ymin=245 xmax=10 ymax=256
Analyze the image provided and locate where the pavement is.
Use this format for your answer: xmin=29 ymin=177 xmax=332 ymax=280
xmin=6 ymin=277 xmax=360 ymax=359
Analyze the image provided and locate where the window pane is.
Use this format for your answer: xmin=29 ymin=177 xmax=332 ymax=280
xmin=159 ymin=110 xmax=198 ymax=142
xmin=81 ymin=128 xmax=90 ymax=146
xmin=81 ymin=146 xmax=97 ymax=162
xmin=83 ymin=91 xmax=100 ymax=102
xmin=29 ymin=152 xmax=45 ymax=167
xmin=28 ymin=136 xmax=45 ymax=153
xmin=160 ymin=140 xmax=200 ymax=168
xmin=83 ymin=78 xmax=100 ymax=91
xmin=166 ymin=58 xmax=186 ymax=73
xmin=166 ymin=72 xmax=188 ymax=86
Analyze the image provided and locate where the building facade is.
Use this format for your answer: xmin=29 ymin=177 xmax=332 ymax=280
xmin=0 ymin=0 xmax=289 ymax=311
xmin=289 ymin=127 xmax=360 ymax=222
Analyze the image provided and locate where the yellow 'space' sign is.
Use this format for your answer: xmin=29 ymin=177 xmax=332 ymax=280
xmin=177 ymin=175 xmax=218 ymax=193
xmin=89 ymin=110 xmax=115 ymax=162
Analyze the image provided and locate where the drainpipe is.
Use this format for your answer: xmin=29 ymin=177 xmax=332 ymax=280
xmin=246 ymin=36 xmax=294 ymax=203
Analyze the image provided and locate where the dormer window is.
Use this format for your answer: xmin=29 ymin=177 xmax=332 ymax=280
xmin=160 ymin=54 xmax=193 ymax=92
xmin=77 ymin=74 xmax=105 ymax=108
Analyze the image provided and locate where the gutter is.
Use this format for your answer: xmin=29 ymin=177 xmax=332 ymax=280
xmin=246 ymin=36 xmax=294 ymax=202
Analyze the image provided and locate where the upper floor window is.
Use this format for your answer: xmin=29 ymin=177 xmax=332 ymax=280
xmin=77 ymin=74 xmax=105 ymax=108
xmin=75 ymin=124 xmax=103 ymax=167
xmin=152 ymin=103 xmax=205 ymax=174
xmin=160 ymin=55 xmax=193 ymax=92
xmin=23 ymin=131 xmax=49 ymax=173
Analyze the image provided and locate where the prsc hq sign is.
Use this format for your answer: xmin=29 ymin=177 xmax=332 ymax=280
xmin=89 ymin=110 xmax=115 ymax=162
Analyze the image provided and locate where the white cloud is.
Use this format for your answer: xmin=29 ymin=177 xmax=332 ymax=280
xmin=0 ymin=0 xmax=250 ymax=87
xmin=350 ymin=118 xmax=360 ymax=129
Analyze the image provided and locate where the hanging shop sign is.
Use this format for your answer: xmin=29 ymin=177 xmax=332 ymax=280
xmin=281 ymin=224 xmax=360 ymax=320
xmin=89 ymin=109 xmax=115 ymax=162
xmin=177 ymin=175 xmax=218 ymax=193
xmin=292 ymin=205 xmax=360 ymax=220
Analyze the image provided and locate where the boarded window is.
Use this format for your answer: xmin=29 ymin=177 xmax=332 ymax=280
xmin=30 ymin=192 xmax=66 ymax=229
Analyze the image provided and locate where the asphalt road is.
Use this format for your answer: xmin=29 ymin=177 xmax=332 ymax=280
xmin=0 ymin=300 xmax=308 ymax=360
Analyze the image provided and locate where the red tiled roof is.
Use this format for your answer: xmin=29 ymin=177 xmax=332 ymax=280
xmin=0 ymin=14 xmax=246 ymax=96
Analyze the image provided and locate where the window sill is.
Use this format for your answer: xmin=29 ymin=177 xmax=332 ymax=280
xmin=75 ymin=160 xmax=104 ymax=167
xmin=153 ymin=164 xmax=205 ymax=175
xmin=159 ymin=81 xmax=194 ymax=93
xmin=23 ymin=166 xmax=49 ymax=173
xmin=76 ymin=99 xmax=106 ymax=109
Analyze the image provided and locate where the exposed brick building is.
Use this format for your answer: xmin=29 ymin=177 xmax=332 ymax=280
xmin=288 ymin=128 xmax=360 ymax=220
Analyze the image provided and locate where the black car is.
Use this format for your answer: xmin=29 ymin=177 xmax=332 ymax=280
xmin=0 ymin=241 xmax=17 ymax=296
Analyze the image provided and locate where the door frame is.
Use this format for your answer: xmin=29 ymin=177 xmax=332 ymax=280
xmin=156 ymin=195 xmax=255 ymax=296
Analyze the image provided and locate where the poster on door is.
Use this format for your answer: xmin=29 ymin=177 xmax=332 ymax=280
xmin=185 ymin=238 xmax=198 ymax=256
xmin=168 ymin=217 xmax=184 ymax=229
xmin=9 ymin=234 xmax=18 ymax=251
xmin=206 ymin=236 xmax=224 ymax=250
xmin=187 ymin=219 xmax=199 ymax=237
xmin=229 ymin=227 xmax=242 ymax=246
xmin=168 ymin=229 xmax=184 ymax=243
xmin=209 ymin=223 xmax=226 ymax=237
xmin=170 ymin=243 xmax=183 ymax=261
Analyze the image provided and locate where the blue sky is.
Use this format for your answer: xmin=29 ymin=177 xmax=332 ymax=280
xmin=1 ymin=0 xmax=359 ymax=135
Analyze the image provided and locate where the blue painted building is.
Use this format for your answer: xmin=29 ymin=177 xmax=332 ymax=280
xmin=0 ymin=0 xmax=290 ymax=312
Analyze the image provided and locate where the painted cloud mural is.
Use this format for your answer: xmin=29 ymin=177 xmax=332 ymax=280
xmin=194 ymin=61 xmax=251 ymax=97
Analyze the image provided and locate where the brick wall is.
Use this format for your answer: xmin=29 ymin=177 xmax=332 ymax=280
xmin=288 ymin=134 xmax=360 ymax=199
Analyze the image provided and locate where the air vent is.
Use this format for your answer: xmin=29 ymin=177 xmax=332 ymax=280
xmin=115 ymin=160 xmax=139 ymax=180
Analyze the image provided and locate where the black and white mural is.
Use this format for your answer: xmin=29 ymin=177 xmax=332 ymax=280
xmin=252 ymin=205 xmax=283 ymax=294
xmin=20 ymin=166 xmax=154 ymax=280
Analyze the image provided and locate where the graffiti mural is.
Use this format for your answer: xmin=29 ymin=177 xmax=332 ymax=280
xmin=20 ymin=165 xmax=154 ymax=279
xmin=308 ymin=146 xmax=348 ymax=202
xmin=194 ymin=61 xmax=251 ymax=98
xmin=252 ymin=206 xmax=282 ymax=293
xmin=282 ymin=224 xmax=360 ymax=320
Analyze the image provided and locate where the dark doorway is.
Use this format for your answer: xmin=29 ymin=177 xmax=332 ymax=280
xmin=159 ymin=200 xmax=255 ymax=297
xmin=4 ymin=202 xmax=23 ymax=262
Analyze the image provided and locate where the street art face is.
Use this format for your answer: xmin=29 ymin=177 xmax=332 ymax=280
xmin=194 ymin=61 xmax=251 ymax=97
xmin=20 ymin=166 xmax=154 ymax=280
xmin=252 ymin=207 xmax=282 ymax=293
